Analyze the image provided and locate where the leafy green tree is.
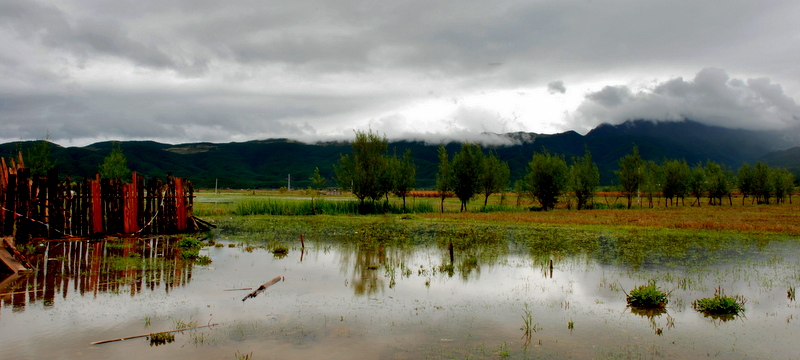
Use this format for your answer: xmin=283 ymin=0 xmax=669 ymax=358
xmin=514 ymin=179 xmax=526 ymax=207
xmin=772 ymin=168 xmax=795 ymax=204
xmin=392 ymin=149 xmax=417 ymax=212
xmin=616 ymin=145 xmax=644 ymax=209
xmin=335 ymin=130 xmax=389 ymax=205
xmin=752 ymin=162 xmax=772 ymax=204
xmin=705 ymin=160 xmax=732 ymax=206
xmin=308 ymin=167 xmax=326 ymax=214
xmin=524 ymin=149 xmax=568 ymax=211
xmin=688 ymin=163 xmax=706 ymax=206
xmin=99 ymin=144 xmax=131 ymax=181
xmin=451 ymin=143 xmax=484 ymax=212
xmin=641 ymin=160 xmax=662 ymax=208
xmin=25 ymin=136 xmax=56 ymax=176
xmin=435 ymin=145 xmax=453 ymax=213
xmin=480 ymin=150 xmax=510 ymax=207
xmin=661 ymin=159 xmax=690 ymax=206
xmin=736 ymin=163 xmax=755 ymax=205
xmin=568 ymin=148 xmax=600 ymax=210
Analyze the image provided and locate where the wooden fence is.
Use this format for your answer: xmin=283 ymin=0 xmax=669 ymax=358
xmin=0 ymin=153 xmax=207 ymax=242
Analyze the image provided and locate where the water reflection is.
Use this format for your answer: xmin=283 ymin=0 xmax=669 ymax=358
xmin=0 ymin=237 xmax=194 ymax=310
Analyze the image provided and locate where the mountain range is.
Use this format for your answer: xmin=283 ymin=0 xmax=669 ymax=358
xmin=2 ymin=120 xmax=799 ymax=189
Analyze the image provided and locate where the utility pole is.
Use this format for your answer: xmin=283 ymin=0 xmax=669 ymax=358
xmin=288 ymin=174 xmax=291 ymax=191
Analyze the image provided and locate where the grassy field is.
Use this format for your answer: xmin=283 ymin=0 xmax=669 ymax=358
xmin=193 ymin=189 xmax=800 ymax=235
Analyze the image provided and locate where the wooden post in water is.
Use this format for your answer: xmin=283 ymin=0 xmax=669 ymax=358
xmin=449 ymin=242 xmax=454 ymax=265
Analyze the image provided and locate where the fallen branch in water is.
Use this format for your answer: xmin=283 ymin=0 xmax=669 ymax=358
xmin=242 ymin=276 xmax=284 ymax=302
xmin=90 ymin=323 xmax=218 ymax=345
xmin=224 ymin=287 xmax=253 ymax=291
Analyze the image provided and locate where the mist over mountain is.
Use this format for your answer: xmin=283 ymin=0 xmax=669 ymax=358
xmin=2 ymin=120 xmax=799 ymax=189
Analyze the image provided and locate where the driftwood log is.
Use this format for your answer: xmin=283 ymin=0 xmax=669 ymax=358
xmin=242 ymin=276 xmax=284 ymax=302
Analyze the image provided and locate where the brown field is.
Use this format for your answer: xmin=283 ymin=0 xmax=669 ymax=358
xmin=421 ymin=202 xmax=800 ymax=235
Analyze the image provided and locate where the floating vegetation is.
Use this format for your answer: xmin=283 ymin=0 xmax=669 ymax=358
xmin=195 ymin=255 xmax=212 ymax=265
xmin=693 ymin=287 xmax=746 ymax=320
xmin=271 ymin=245 xmax=289 ymax=257
xmin=178 ymin=236 xmax=202 ymax=260
xmin=148 ymin=332 xmax=175 ymax=346
xmin=626 ymin=281 xmax=669 ymax=309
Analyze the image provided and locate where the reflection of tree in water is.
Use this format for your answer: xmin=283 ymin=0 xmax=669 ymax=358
xmin=339 ymin=242 xmax=416 ymax=296
xmin=0 ymin=238 xmax=194 ymax=310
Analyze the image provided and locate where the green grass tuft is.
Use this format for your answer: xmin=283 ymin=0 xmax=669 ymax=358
xmin=626 ymin=282 xmax=669 ymax=308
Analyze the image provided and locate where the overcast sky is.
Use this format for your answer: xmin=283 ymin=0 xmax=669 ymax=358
xmin=2 ymin=0 xmax=800 ymax=146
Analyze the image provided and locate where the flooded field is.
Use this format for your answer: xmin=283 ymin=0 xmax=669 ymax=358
xmin=2 ymin=216 xmax=800 ymax=359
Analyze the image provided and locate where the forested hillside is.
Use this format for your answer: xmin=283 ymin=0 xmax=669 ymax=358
xmin=2 ymin=120 xmax=798 ymax=189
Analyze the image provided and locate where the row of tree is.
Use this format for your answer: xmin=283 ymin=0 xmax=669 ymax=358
xmin=334 ymin=131 xmax=417 ymax=211
xmin=335 ymin=131 xmax=795 ymax=212
xmin=616 ymin=146 xmax=795 ymax=208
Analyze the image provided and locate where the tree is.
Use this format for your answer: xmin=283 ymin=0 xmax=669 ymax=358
xmin=616 ymin=145 xmax=644 ymax=209
xmin=688 ymin=163 xmax=706 ymax=206
xmin=736 ymin=163 xmax=755 ymax=205
xmin=99 ymin=143 xmax=131 ymax=181
xmin=480 ymin=150 xmax=510 ymax=207
xmin=435 ymin=145 xmax=453 ymax=213
xmin=308 ymin=167 xmax=326 ymax=214
xmin=524 ymin=149 xmax=568 ymax=211
xmin=451 ymin=143 xmax=484 ymax=212
xmin=335 ymin=130 xmax=389 ymax=206
xmin=662 ymin=159 xmax=690 ymax=206
xmin=705 ymin=160 xmax=732 ymax=206
xmin=568 ymin=148 xmax=600 ymax=210
xmin=772 ymin=168 xmax=795 ymax=204
xmin=752 ymin=162 xmax=772 ymax=204
xmin=392 ymin=149 xmax=417 ymax=212
xmin=641 ymin=160 xmax=662 ymax=208
xmin=25 ymin=136 xmax=56 ymax=176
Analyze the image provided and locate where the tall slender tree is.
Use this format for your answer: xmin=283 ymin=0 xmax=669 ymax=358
xmin=736 ymin=163 xmax=755 ymax=205
xmin=392 ymin=148 xmax=417 ymax=212
xmin=616 ymin=145 xmax=644 ymax=209
xmin=451 ymin=143 xmax=484 ymax=212
xmin=435 ymin=145 xmax=453 ymax=213
xmin=661 ymin=159 xmax=690 ymax=206
xmin=688 ymin=163 xmax=706 ymax=206
xmin=480 ymin=150 xmax=510 ymax=207
xmin=568 ymin=148 xmax=600 ymax=210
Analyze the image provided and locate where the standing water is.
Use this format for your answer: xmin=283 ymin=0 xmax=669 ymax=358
xmin=2 ymin=219 xmax=800 ymax=359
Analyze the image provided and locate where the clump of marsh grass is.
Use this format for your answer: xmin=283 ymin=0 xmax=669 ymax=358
xmin=625 ymin=281 xmax=669 ymax=309
xmin=692 ymin=286 xmax=746 ymax=320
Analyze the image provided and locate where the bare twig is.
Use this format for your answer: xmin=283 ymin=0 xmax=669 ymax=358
xmin=90 ymin=323 xmax=218 ymax=345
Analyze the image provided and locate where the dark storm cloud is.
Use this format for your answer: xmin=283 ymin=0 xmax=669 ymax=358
xmin=571 ymin=68 xmax=800 ymax=132
xmin=1 ymin=0 xmax=799 ymax=145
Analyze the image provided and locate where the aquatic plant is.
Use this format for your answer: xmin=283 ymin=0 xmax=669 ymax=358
xmin=148 ymin=331 xmax=175 ymax=346
xmin=626 ymin=281 xmax=669 ymax=308
xmin=195 ymin=255 xmax=212 ymax=265
xmin=234 ymin=350 xmax=253 ymax=360
xmin=693 ymin=287 xmax=746 ymax=318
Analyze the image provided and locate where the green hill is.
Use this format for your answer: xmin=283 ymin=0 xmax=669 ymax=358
xmin=3 ymin=120 xmax=798 ymax=189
